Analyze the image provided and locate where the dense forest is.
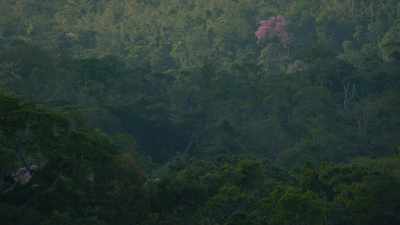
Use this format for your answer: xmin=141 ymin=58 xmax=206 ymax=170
xmin=1 ymin=0 xmax=400 ymax=224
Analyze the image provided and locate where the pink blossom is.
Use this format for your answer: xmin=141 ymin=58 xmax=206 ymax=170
xmin=255 ymin=15 xmax=289 ymax=45
xmin=255 ymin=20 xmax=273 ymax=40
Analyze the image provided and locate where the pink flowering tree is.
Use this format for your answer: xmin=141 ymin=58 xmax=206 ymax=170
xmin=255 ymin=16 xmax=289 ymax=46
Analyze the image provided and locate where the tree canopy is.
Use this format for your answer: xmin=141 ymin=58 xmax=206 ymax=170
xmin=1 ymin=0 xmax=400 ymax=224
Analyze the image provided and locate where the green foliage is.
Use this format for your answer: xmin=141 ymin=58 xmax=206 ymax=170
xmin=380 ymin=20 xmax=400 ymax=61
xmin=0 ymin=92 xmax=145 ymax=225
xmin=1 ymin=0 xmax=400 ymax=224
xmin=138 ymin=155 xmax=400 ymax=225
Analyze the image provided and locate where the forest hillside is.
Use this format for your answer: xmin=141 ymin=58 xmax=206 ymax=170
xmin=1 ymin=0 xmax=400 ymax=225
